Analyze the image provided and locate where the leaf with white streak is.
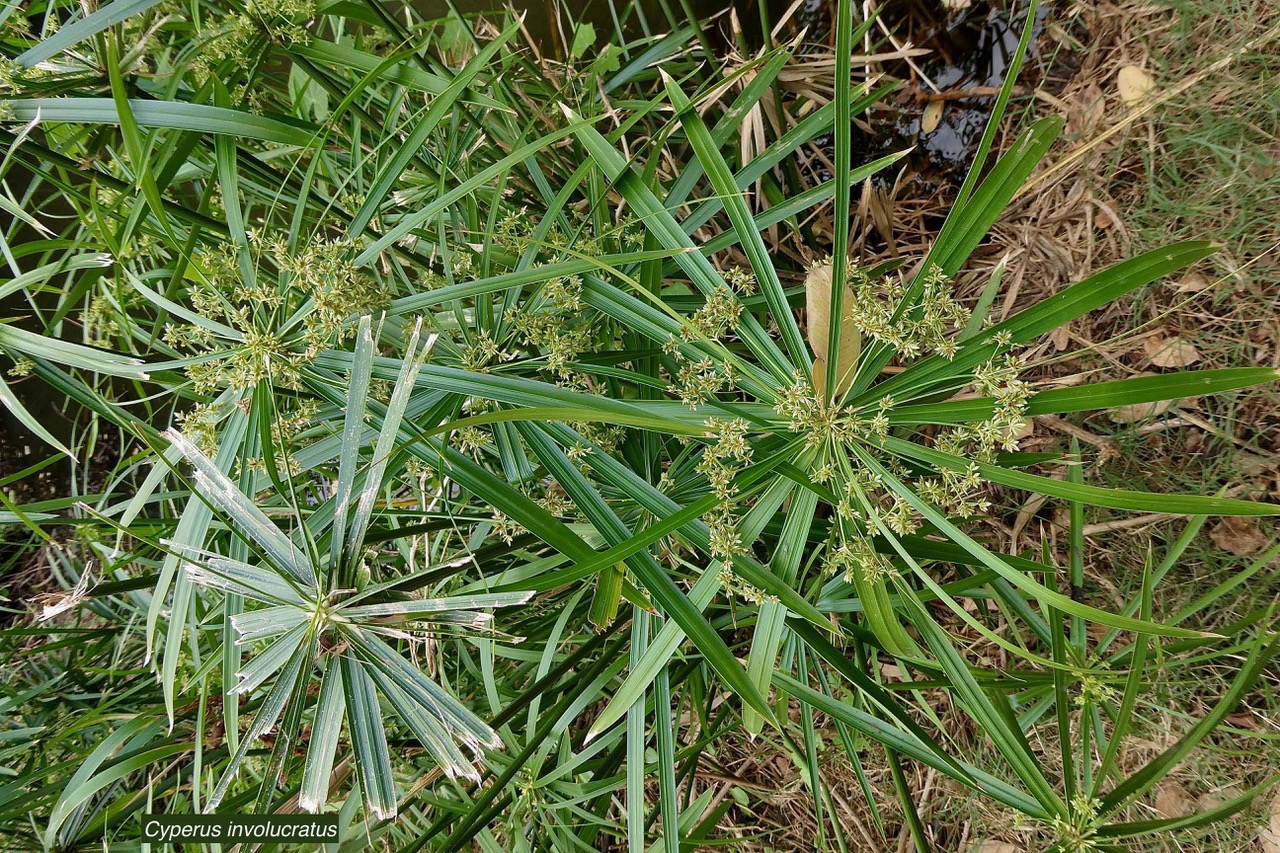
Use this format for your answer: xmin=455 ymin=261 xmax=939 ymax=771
xmin=166 ymin=429 xmax=316 ymax=587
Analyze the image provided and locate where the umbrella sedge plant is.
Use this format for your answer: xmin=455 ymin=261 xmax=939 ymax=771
xmin=0 ymin=0 xmax=1276 ymax=849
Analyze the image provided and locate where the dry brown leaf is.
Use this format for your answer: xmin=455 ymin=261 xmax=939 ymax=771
xmin=1259 ymin=795 xmax=1280 ymax=853
xmin=1226 ymin=711 xmax=1259 ymax=729
xmin=975 ymin=843 xmax=1022 ymax=853
xmin=1117 ymin=65 xmax=1155 ymax=107
xmin=921 ymin=100 xmax=944 ymax=134
xmin=1096 ymin=199 xmax=1123 ymax=230
xmin=1241 ymin=453 xmax=1279 ymax=477
xmin=863 ymin=178 xmax=896 ymax=247
xmin=1174 ymin=271 xmax=1213 ymax=293
xmin=1197 ymin=785 xmax=1243 ymax=811
xmin=1068 ymin=83 xmax=1106 ymax=135
xmin=1209 ymin=517 xmax=1270 ymax=555
xmin=1155 ymin=781 xmax=1194 ymax=818
xmin=1145 ymin=335 xmax=1201 ymax=368
xmin=1108 ymin=398 xmax=1178 ymax=423
xmin=806 ymin=261 xmax=860 ymax=398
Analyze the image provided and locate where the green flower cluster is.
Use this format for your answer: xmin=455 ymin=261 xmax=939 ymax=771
xmin=847 ymin=263 xmax=971 ymax=359
xmin=184 ymin=0 xmax=315 ymax=87
xmin=1049 ymin=795 xmax=1103 ymax=851
xmin=166 ymin=233 xmax=388 ymax=394
xmin=769 ymin=264 xmax=1032 ymax=582
xmin=682 ymin=276 xmax=748 ymax=341
xmin=695 ymin=418 xmax=753 ymax=501
xmin=670 ymin=357 xmax=735 ymax=410
xmin=494 ymin=213 xmax=639 ymax=388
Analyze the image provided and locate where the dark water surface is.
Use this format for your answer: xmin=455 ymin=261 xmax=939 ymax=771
xmin=888 ymin=0 xmax=1053 ymax=169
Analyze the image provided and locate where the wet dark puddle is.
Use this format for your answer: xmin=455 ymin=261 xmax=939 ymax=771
xmin=790 ymin=0 xmax=1081 ymax=192
xmin=881 ymin=0 xmax=1054 ymax=171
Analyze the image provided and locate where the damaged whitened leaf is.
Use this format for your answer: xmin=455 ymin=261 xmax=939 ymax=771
xmin=299 ymin=664 xmax=345 ymax=814
xmin=1117 ymin=64 xmax=1155 ymax=107
xmin=230 ymin=606 xmax=307 ymax=644
xmin=36 ymin=570 xmax=93 ymax=621
xmin=805 ymin=260 xmax=860 ymax=399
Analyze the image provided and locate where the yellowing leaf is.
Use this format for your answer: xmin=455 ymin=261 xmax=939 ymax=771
xmin=1117 ymin=65 xmax=1155 ymax=107
xmin=805 ymin=261 xmax=860 ymax=398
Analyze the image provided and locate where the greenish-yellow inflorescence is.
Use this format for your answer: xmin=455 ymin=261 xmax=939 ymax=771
xmin=174 ymin=402 xmax=228 ymax=457
xmin=0 ymin=12 xmax=35 ymax=51
xmin=846 ymin=262 xmax=971 ymax=359
xmin=682 ymin=419 xmax=757 ymax=566
xmin=685 ymin=411 xmax=790 ymax=603
xmin=704 ymin=507 xmax=748 ymax=562
xmin=267 ymin=404 xmax=326 ymax=477
xmin=1075 ymin=669 xmax=1119 ymax=708
xmin=484 ymin=210 xmax=643 ymax=390
xmin=84 ymin=292 xmax=123 ymax=347
xmin=695 ymin=418 xmax=753 ymax=501
xmin=436 ymin=212 xmax=645 ymax=545
xmin=513 ymin=280 xmax=594 ymax=382
xmin=716 ymin=559 xmax=776 ymax=606
xmin=451 ymin=426 xmax=489 ymax=458
xmin=0 ymin=55 xmax=50 ymax=104
xmin=459 ymin=329 xmax=518 ymax=373
xmin=777 ymin=373 xmax=887 ymax=448
xmin=670 ymin=358 xmax=735 ymax=410
xmin=156 ymin=230 xmax=391 ymax=498
xmin=6 ymin=358 xmax=34 ymax=378
xmin=682 ymin=268 xmax=752 ymax=343
xmin=490 ymin=512 xmax=521 ymax=545
xmin=677 ymin=261 xmax=1035 ymax=588
xmin=663 ymin=265 xmax=753 ymax=408
xmin=178 ymin=0 xmax=316 ymax=90
xmin=823 ymin=534 xmax=894 ymax=585
xmin=165 ymin=233 xmax=389 ymax=394
xmin=1049 ymin=795 xmax=1103 ymax=851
